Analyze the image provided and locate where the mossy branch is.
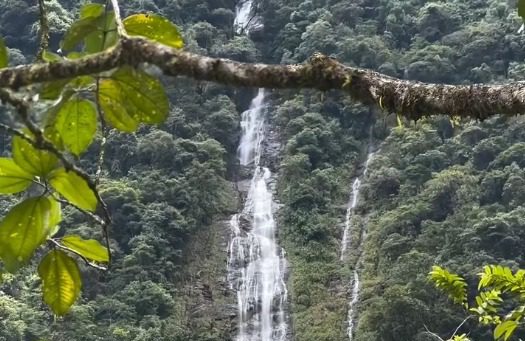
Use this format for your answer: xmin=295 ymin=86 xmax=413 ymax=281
xmin=0 ymin=37 xmax=525 ymax=120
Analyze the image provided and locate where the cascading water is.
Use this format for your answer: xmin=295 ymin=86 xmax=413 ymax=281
xmin=227 ymin=88 xmax=289 ymax=341
xmin=228 ymin=4 xmax=290 ymax=335
xmin=340 ymin=150 xmax=376 ymax=341
xmin=234 ymin=0 xmax=253 ymax=33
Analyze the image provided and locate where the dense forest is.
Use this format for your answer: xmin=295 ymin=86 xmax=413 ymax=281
xmin=1 ymin=0 xmax=525 ymax=340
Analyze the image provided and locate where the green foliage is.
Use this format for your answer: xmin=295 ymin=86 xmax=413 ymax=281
xmin=51 ymin=97 xmax=97 ymax=156
xmin=38 ymin=249 xmax=82 ymax=316
xmin=12 ymin=135 xmax=58 ymax=177
xmin=99 ymin=67 xmax=169 ymax=132
xmin=518 ymin=0 xmax=525 ymax=21
xmin=49 ymin=168 xmax=97 ymax=211
xmin=0 ymin=196 xmax=61 ymax=272
xmin=431 ymin=264 xmax=525 ymax=340
xmin=0 ymin=36 xmax=7 ymax=68
xmin=61 ymin=235 xmax=109 ymax=263
xmin=0 ymin=158 xmax=34 ymax=194
xmin=123 ymin=13 xmax=184 ymax=49
xmin=429 ymin=266 xmax=467 ymax=307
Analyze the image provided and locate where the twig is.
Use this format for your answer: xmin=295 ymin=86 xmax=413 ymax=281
xmin=423 ymin=325 xmax=445 ymax=341
xmin=450 ymin=316 xmax=473 ymax=339
xmin=36 ymin=0 xmax=50 ymax=62
xmin=109 ymin=0 xmax=126 ymax=36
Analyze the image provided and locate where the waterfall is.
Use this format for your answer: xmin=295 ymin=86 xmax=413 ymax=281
xmin=227 ymin=89 xmax=289 ymax=341
xmin=234 ymin=0 xmax=253 ymax=33
xmin=340 ymin=150 xmax=376 ymax=341
xmin=227 ymin=3 xmax=289 ymax=337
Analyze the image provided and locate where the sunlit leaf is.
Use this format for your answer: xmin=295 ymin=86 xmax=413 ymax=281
xmin=61 ymin=235 xmax=109 ymax=263
xmin=494 ymin=320 xmax=518 ymax=341
xmin=42 ymin=50 xmax=62 ymax=62
xmin=123 ymin=14 xmax=184 ymax=49
xmin=12 ymin=135 xmax=58 ymax=177
xmin=47 ymin=197 xmax=62 ymax=238
xmin=80 ymin=3 xmax=104 ymax=19
xmin=61 ymin=16 xmax=101 ymax=51
xmin=38 ymin=249 xmax=81 ymax=316
xmin=0 ymin=196 xmax=61 ymax=272
xmin=49 ymin=168 xmax=97 ymax=212
xmin=0 ymin=158 xmax=34 ymax=194
xmin=52 ymin=97 xmax=97 ymax=156
xmin=84 ymin=13 xmax=117 ymax=54
xmin=0 ymin=37 xmax=9 ymax=68
xmin=98 ymin=66 xmax=169 ymax=132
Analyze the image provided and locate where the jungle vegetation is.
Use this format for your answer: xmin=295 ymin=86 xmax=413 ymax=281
xmin=1 ymin=0 xmax=525 ymax=340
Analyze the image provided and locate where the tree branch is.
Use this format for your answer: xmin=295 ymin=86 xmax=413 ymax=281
xmin=36 ymin=0 xmax=50 ymax=62
xmin=1 ymin=36 xmax=525 ymax=120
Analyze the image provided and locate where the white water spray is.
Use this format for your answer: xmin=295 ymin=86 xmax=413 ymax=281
xmin=340 ymin=150 xmax=376 ymax=340
xmin=227 ymin=89 xmax=289 ymax=341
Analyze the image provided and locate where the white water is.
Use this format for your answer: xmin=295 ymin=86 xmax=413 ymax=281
xmin=227 ymin=88 xmax=288 ymax=341
xmin=340 ymin=151 xmax=375 ymax=341
xmin=234 ymin=0 xmax=253 ymax=33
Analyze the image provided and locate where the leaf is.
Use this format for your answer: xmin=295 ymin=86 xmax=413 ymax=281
xmin=519 ymin=0 xmax=525 ymax=20
xmin=98 ymin=66 xmax=169 ymax=132
xmin=40 ymin=80 xmax=70 ymax=100
xmin=87 ymin=14 xmax=117 ymax=54
xmin=494 ymin=320 xmax=518 ymax=341
xmin=61 ymin=3 xmax=116 ymax=53
xmin=80 ymin=3 xmax=104 ymax=18
xmin=61 ymin=235 xmax=109 ymax=263
xmin=52 ymin=97 xmax=97 ymax=156
xmin=38 ymin=249 xmax=81 ymax=316
xmin=42 ymin=50 xmax=62 ymax=62
xmin=0 ymin=37 xmax=8 ymax=68
xmin=12 ymin=135 xmax=58 ymax=177
xmin=49 ymin=168 xmax=97 ymax=212
xmin=0 ymin=158 xmax=34 ymax=194
xmin=123 ymin=14 xmax=184 ymax=49
xmin=0 ymin=196 xmax=61 ymax=272
xmin=60 ymin=16 xmax=101 ymax=51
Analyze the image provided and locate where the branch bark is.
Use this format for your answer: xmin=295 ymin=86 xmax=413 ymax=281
xmin=1 ymin=36 xmax=525 ymax=120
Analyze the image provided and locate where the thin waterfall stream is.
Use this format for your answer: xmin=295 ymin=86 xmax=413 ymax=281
xmin=340 ymin=150 xmax=376 ymax=341
xmin=227 ymin=3 xmax=289 ymax=339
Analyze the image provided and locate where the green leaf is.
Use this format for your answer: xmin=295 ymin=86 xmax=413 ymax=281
xmin=49 ymin=168 xmax=97 ymax=212
xmin=42 ymin=50 xmax=62 ymax=62
xmin=38 ymin=249 xmax=81 ymax=316
xmin=61 ymin=16 xmax=101 ymax=51
xmin=494 ymin=320 xmax=518 ymax=341
xmin=519 ymin=0 xmax=525 ymax=20
xmin=0 ymin=196 xmax=61 ymax=272
xmin=123 ymin=14 xmax=184 ymax=49
xmin=61 ymin=235 xmax=109 ymax=263
xmin=47 ymin=198 xmax=62 ymax=238
xmin=12 ymin=135 xmax=58 ymax=177
xmin=84 ymin=13 xmax=117 ymax=54
xmin=61 ymin=4 xmax=117 ymax=53
xmin=51 ymin=97 xmax=97 ymax=156
xmin=98 ymin=66 xmax=169 ymax=132
xmin=80 ymin=3 xmax=104 ymax=19
xmin=0 ymin=158 xmax=34 ymax=194
xmin=0 ymin=37 xmax=8 ymax=68
xmin=40 ymin=79 xmax=70 ymax=100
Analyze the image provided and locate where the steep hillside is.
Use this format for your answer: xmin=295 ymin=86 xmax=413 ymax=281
xmin=1 ymin=0 xmax=525 ymax=340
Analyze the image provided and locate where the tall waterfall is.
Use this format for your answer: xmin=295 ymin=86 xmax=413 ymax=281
xmin=228 ymin=3 xmax=290 ymax=334
xmin=340 ymin=150 xmax=376 ymax=341
xmin=227 ymin=88 xmax=289 ymax=341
